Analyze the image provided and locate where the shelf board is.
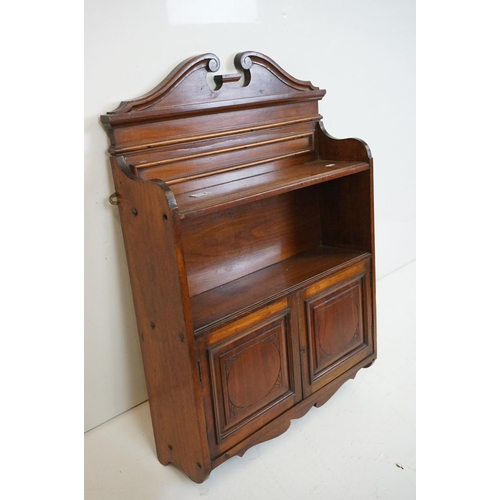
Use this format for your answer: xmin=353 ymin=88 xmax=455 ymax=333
xmin=174 ymin=160 xmax=369 ymax=219
xmin=190 ymin=246 xmax=371 ymax=333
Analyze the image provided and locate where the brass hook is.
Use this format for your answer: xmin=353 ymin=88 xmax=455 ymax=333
xmin=109 ymin=192 xmax=119 ymax=205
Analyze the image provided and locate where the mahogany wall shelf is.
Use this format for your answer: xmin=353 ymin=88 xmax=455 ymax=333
xmin=101 ymin=51 xmax=377 ymax=483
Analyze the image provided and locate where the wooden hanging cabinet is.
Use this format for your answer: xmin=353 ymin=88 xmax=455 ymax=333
xmin=101 ymin=51 xmax=377 ymax=483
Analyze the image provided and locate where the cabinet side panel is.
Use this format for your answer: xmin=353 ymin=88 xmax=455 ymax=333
xmin=110 ymin=159 xmax=210 ymax=483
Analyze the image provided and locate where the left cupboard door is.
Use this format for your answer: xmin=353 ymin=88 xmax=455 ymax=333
xmin=196 ymin=297 xmax=302 ymax=459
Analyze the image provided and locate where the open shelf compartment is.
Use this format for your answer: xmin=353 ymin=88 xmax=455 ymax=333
xmin=180 ymin=170 xmax=374 ymax=333
xmin=172 ymin=159 xmax=369 ymax=219
xmin=190 ymin=245 xmax=371 ymax=333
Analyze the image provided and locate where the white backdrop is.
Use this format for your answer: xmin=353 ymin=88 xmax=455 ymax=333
xmin=84 ymin=0 xmax=415 ymax=431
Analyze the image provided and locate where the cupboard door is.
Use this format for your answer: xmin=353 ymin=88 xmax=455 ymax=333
xmin=300 ymin=259 xmax=374 ymax=396
xmin=198 ymin=298 xmax=302 ymax=458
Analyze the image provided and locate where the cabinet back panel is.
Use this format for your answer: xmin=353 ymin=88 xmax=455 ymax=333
xmin=320 ymin=172 xmax=373 ymax=253
xmin=181 ymin=188 xmax=322 ymax=296
xmin=114 ymin=101 xmax=320 ymax=177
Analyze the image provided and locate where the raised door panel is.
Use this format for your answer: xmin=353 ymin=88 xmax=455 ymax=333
xmin=197 ymin=298 xmax=302 ymax=458
xmin=300 ymin=258 xmax=373 ymax=396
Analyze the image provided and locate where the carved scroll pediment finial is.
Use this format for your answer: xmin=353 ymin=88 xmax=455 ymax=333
xmin=235 ymin=52 xmax=253 ymax=71
xmin=206 ymin=54 xmax=221 ymax=73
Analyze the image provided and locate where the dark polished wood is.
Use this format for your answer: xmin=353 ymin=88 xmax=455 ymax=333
xmin=101 ymin=51 xmax=377 ymax=483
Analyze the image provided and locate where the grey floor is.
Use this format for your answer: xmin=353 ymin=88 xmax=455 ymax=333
xmin=85 ymin=260 xmax=416 ymax=500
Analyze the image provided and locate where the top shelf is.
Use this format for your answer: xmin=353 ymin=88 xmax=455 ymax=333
xmin=171 ymin=159 xmax=369 ymax=219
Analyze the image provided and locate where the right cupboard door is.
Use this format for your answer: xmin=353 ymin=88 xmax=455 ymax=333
xmin=299 ymin=258 xmax=374 ymax=397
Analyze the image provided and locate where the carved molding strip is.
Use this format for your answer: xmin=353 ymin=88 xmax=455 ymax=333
xmin=133 ymin=132 xmax=313 ymax=170
xmin=112 ymin=114 xmax=323 ymax=155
